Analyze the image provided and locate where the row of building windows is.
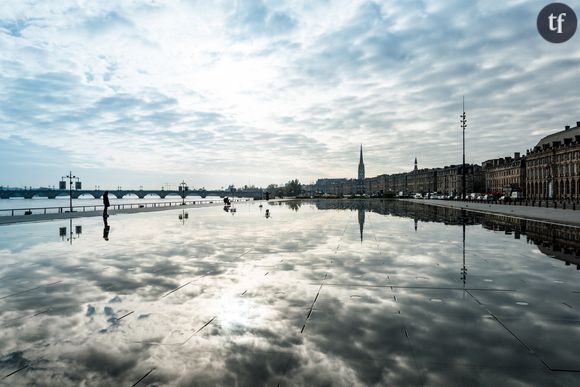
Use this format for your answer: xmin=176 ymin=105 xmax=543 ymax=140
xmin=528 ymin=152 xmax=579 ymax=165
xmin=528 ymin=163 xmax=580 ymax=179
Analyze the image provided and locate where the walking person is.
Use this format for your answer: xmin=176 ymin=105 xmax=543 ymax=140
xmin=103 ymin=191 xmax=110 ymax=219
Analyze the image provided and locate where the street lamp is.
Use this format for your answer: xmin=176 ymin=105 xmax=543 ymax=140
xmin=460 ymin=97 xmax=467 ymax=200
xmin=179 ymin=180 xmax=189 ymax=205
xmin=60 ymin=171 xmax=81 ymax=213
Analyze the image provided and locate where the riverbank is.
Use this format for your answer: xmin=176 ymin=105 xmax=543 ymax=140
xmin=0 ymin=200 xmax=250 ymax=225
xmin=406 ymin=199 xmax=580 ymax=227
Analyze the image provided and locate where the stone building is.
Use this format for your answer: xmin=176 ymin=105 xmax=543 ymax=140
xmin=313 ymin=178 xmax=350 ymax=195
xmin=482 ymin=153 xmax=526 ymax=195
xmin=526 ymin=122 xmax=580 ymax=201
xmin=436 ymin=164 xmax=483 ymax=196
xmin=406 ymin=159 xmax=439 ymax=195
xmin=368 ymin=174 xmax=386 ymax=195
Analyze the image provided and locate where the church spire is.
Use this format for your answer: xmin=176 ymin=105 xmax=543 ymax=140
xmin=357 ymin=145 xmax=365 ymax=194
xmin=414 ymin=157 xmax=418 ymax=171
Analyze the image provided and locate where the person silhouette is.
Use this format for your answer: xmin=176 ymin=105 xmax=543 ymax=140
xmin=103 ymin=191 xmax=110 ymax=219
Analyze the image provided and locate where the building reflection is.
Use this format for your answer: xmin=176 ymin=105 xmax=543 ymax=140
xmin=314 ymin=199 xmax=580 ymax=270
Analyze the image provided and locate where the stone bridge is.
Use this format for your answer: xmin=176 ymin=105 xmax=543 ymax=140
xmin=0 ymin=189 xmax=264 ymax=200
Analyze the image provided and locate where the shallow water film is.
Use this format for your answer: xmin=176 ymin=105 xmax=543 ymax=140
xmin=1 ymin=200 xmax=579 ymax=386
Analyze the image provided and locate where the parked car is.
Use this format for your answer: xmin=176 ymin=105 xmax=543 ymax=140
xmin=413 ymin=193 xmax=423 ymax=199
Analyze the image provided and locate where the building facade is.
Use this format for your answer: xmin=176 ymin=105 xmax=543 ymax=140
xmin=526 ymin=123 xmax=580 ymax=201
xmin=309 ymin=123 xmax=580 ymax=201
xmin=435 ymin=164 xmax=483 ymax=196
xmin=482 ymin=153 xmax=526 ymax=195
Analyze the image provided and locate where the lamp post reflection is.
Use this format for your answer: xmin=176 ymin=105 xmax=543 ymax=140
xmin=59 ymin=218 xmax=82 ymax=244
xmin=178 ymin=209 xmax=189 ymax=225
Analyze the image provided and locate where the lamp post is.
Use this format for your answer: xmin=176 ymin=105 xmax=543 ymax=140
xmin=460 ymin=97 xmax=467 ymax=200
xmin=179 ymin=180 xmax=188 ymax=205
xmin=60 ymin=171 xmax=80 ymax=213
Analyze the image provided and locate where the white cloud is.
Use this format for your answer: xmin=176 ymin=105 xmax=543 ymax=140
xmin=1 ymin=0 xmax=579 ymax=188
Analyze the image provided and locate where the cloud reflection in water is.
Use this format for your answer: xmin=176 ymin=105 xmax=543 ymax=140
xmin=0 ymin=200 xmax=579 ymax=386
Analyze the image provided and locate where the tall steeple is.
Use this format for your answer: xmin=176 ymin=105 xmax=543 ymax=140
xmin=414 ymin=157 xmax=418 ymax=171
xmin=358 ymin=145 xmax=365 ymax=179
xmin=358 ymin=145 xmax=365 ymax=194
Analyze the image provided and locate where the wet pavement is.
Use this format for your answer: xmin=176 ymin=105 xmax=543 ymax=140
xmin=0 ymin=200 xmax=579 ymax=386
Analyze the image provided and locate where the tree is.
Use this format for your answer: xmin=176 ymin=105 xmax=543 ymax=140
xmin=284 ymin=179 xmax=302 ymax=197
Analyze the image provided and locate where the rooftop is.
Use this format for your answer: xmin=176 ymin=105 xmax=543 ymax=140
xmin=537 ymin=123 xmax=580 ymax=147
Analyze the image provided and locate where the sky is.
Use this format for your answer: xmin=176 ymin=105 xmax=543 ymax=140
xmin=1 ymin=0 xmax=580 ymax=190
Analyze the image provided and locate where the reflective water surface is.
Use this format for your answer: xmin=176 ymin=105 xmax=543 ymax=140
xmin=1 ymin=200 xmax=580 ymax=386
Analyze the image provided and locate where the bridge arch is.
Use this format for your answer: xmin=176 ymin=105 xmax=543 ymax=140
xmin=120 ymin=193 xmax=139 ymax=199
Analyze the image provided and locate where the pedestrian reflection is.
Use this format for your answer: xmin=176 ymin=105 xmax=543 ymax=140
xmin=103 ymin=216 xmax=110 ymax=241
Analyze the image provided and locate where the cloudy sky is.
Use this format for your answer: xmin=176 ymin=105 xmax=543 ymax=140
xmin=1 ymin=0 xmax=580 ymax=189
